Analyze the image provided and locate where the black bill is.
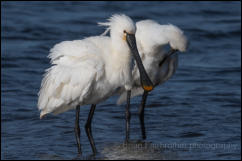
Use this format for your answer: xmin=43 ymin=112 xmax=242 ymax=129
xmin=126 ymin=33 xmax=154 ymax=92
xmin=159 ymin=48 xmax=178 ymax=67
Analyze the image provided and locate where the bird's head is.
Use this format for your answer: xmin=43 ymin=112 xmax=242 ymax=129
xmin=98 ymin=14 xmax=136 ymax=41
xmin=98 ymin=14 xmax=154 ymax=92
xmin=167 ymin=24 xmax=188 ymax=52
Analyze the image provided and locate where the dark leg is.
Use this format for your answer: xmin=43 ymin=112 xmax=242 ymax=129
xmin=74 ymin=106 xmax=81 ymax=154
xmin=125 ymin=90 xmax=131 ymax=143
xmin=139 ymin=91 xmax=148 ymax=140
xmin=85 ymin=104 xmax=97 ymax=155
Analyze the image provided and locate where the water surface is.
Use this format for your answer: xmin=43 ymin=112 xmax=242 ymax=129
xmin=1 ymin=1 xmax=241 ymax=160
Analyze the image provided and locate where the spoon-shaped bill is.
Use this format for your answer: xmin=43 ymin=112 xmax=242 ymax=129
xmin=126 ymin=33 xmax=153 ymax=92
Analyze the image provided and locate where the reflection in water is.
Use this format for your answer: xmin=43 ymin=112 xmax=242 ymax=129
xmin=37 ymin=141 xmax=178 ymax=160
xmin=38 ymin=152 xmax=97 ymax=160
xmin=101 ymin=140 xmax=178 ymax=160
xmin=38 ymin=153 xmax=65 ymax=160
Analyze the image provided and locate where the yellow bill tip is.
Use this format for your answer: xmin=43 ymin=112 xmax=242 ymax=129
xmin=122 ymin=34 xmax=126 ymax=41
xmin=143 ymin=86 xmax=153 ymax=91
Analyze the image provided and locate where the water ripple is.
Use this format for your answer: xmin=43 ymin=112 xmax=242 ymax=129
xmin=2 ymin=1 xmax=241 ymax=160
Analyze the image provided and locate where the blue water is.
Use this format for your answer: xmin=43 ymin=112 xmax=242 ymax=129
xmin=1 ymin=1 xmax=241 ymax=160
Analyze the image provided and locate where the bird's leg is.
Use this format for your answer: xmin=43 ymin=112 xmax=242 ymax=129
xmin=138 ymin=91 xmax=148 ymax=140
xmin=74 ymin=106 xmax=81 ymax=155
xmin=125 ymin=90 xmax=131 ymax=143
xmin=85 ymin=104 xmax=97 ymax=155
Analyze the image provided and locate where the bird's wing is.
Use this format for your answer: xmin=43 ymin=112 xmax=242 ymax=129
xmin=38 ymin=40 xmax=104 ymax=118
xmin=48 ymin=40 xmax=100 ymax=64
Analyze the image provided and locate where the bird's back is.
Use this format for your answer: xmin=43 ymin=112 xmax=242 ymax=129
xmin=38 ymin=37 xmax=109 ymax=118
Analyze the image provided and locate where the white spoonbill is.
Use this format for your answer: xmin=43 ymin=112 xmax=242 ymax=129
xmin=38 ymin=14 xmax=153 ymax=155
xmin=115 ymin=20 xmax=188 ymax=139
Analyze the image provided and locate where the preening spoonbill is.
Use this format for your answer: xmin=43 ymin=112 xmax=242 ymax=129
xmin=37 ymin=14 xmax=153 ymax=155
xmin=115 ymin=20 xmax=188 ymax=139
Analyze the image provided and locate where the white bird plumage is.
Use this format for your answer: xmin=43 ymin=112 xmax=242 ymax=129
xmin=116 ymin=20 xmax=188 ymax=104
xmin=38 ymin=14 xmax=138 ymax=119
xmin=37 ymin=15 xmax=188 ymax=154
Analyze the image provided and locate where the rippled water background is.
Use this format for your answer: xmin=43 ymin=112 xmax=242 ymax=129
xmin=1 ymin=1 xmax=241 ymax=160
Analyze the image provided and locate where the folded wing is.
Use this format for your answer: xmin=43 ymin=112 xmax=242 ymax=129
xmin=38 ymin=40 xmax=104 ymax=118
